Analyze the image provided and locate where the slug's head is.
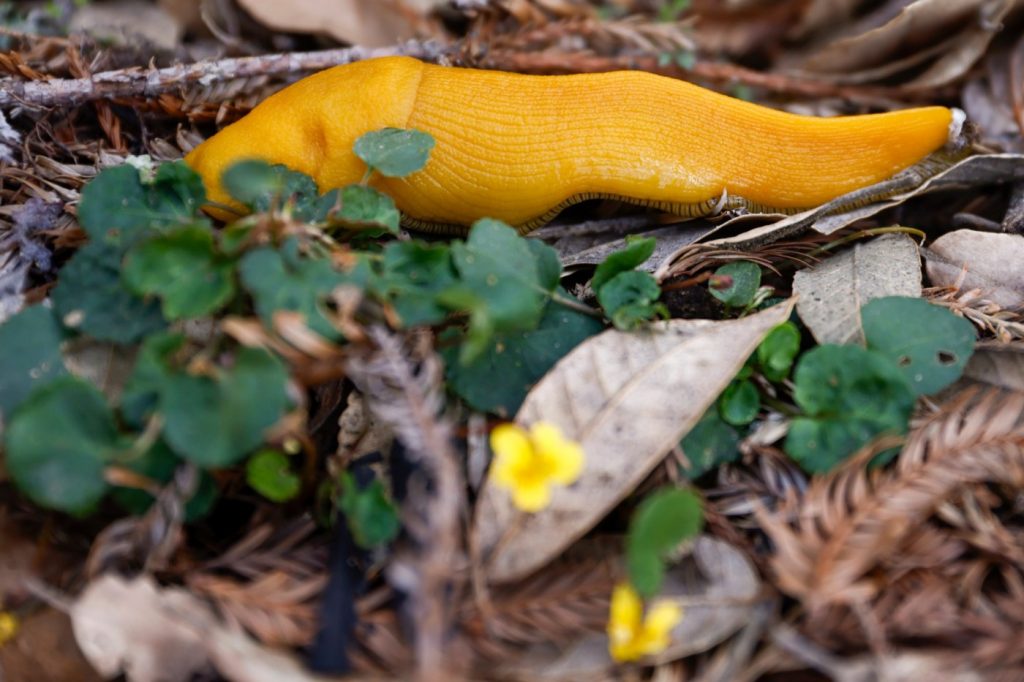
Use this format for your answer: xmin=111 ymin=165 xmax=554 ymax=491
xmin=184 ymin=56 xmax=426 ymax=219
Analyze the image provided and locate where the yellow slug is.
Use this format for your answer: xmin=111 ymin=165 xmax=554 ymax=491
xmin=185 ymin=56 xmax=959 ymax=233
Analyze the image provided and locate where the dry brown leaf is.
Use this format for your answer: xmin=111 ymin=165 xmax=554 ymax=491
xmin=69 ymin=0 xmax=184 ymax=50
xmin=794 ymin=233 xmax=922 ymax=345
xmin=71 ymin=575 xmax=334 ymax=682
xmin=71 ymin=575 xmax=213 ymax=681
xmin=799 ymin=0 xmax=1013 ymax=88
xmin=963 ymin=342 xmax=1024 ymax=391
xmin=473 ymin=300 xmax=795 ymax=583
xmin=925 ymin=230 xmax=1024 ymax=309
xmin=236 ymin=0 xmax=441 ymax=47
xmin=789 ymin=0 xmax=861 ymax=39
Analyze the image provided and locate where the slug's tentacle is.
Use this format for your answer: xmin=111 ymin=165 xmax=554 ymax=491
xmin=185 ymin=56 xmax=962 ymax=233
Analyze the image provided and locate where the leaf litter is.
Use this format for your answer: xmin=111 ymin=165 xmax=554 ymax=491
xmin=3 ymin=1 xmax=1024 ymax=680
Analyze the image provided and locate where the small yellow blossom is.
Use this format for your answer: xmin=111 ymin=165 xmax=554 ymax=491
xmin=607 ymin=582 xmax=682 ymax=662
xmin=0 ymin=611 xmax=19 ymax=647
xmin=489 ymin=421 xmax=584 ymax=512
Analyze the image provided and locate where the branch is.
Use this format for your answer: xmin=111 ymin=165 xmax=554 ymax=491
xmin=0 ymin=41 xmax=448 ymax=110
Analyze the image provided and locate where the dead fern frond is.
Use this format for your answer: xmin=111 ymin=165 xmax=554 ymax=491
xmin=927 ymin=285 xmax=1024 ymax=342
xmin=183 ymin=518 xmax=328 ymax=647
xmin=760 ymin=388 xmax=1024 ymax=610
xmin=189 ymin=570 xmax=327 ymax=646
xmin=345 ymin=327 xmax=466 ymax=680
xmin=459 ymin=545 xmax=620 ymax=663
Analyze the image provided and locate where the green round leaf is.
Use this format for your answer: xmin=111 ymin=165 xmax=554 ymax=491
xmin=862 ymin=296 xmax=976 ymax=396
xmin=338 ymin=472 xmax=400 ymax=549
xmin=77 ymin=161 xmax=206 ymax=246
xmin=591 ymin=236 xmax=656 ymax=293
xmin=597 ymin=270 xmax=663 ymax=330
xmin=448 ymin=219 xmax=548 ymax=341
xmin=238 ymin=243 xmax=348 ymax=340
xmin=626 ymin=487 xmax=704 ymax=597
xmin=123 ymin=225 xmax=236 ymax=319
xmin=246 ymin=450 xmax=301 ymax=502
xmin=4 ymin=377 xmax=120 ymax=513
xmin=334 ymin=185 xmax=400 ymax=233
xmin=353 ymin=128 xmax=435 ymax=178
xmin=786 ymin=344 xmax=915 ymax=473
xmin=52 ymin=240 xmax=166 ymax=344
xmin=709 ymin=261 xmax=761 ymax=307
xmin=160 ymin=349 xmax=291 ymax=467
xmin=0 ymin=306 xmax=67 ymax=418
xmin=221 ymin=160 xmax=334 ymax=221
xmin=376 ymin=241 xmax=458 ymax=327
xmin=679 ymin=408 xmax=740 ymax=479
xmin=718 ymin=378 xmax=760 ymax=426
xmin=444 ymin=292 xmax=603 ymax=417
xmin=757 ymin=321 xmax=801 ymax=382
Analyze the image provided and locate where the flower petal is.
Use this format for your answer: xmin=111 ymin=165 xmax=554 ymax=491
xmin=512 ymin=480 xmax=551 ymax=512
xmin=531 ymin=422 xmax=584 ymax=485
xmin=644 ymin=601 xmax=682 ymax=641
xmin=608 ymin=582 xmax=642 ymax=637
xmin=489 ymin=423 xmax=531 ymax=488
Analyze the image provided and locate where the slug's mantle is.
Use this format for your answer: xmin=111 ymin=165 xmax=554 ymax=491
xmin=185 ymin=56 xmax=960 ymax=233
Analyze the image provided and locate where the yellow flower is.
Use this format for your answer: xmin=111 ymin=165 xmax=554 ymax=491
xmin=489 ymin=421 xmax=584 ymax=512
xmin=0 ymin=611 xmax=19 ymax=647
xmin=607 ymin=582 xmax=682 ymax=663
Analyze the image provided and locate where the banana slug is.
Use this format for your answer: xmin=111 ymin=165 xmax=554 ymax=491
xmin=185 ymin=56 xmax=963 ymax=234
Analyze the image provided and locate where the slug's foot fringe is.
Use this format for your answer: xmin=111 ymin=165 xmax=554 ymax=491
xmin=399 ymin=143 xmax=973 ymax=236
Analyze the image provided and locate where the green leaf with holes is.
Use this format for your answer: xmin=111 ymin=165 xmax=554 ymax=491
xmin=862 ymin=296 xmax=976 ymax=396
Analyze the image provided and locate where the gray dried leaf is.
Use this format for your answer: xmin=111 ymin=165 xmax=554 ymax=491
xmin=962 ymin=342 xmax=1024 ymax=391
xmin=794 ymin=233 xmax=922 ymax=345
xmin=925 ymin=229 xmax=1024 ymax=308
xmin=705 ymin=154 xmax=1024 ymax=252
xmin=473 ymin=301 xmax=795 ymax=583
